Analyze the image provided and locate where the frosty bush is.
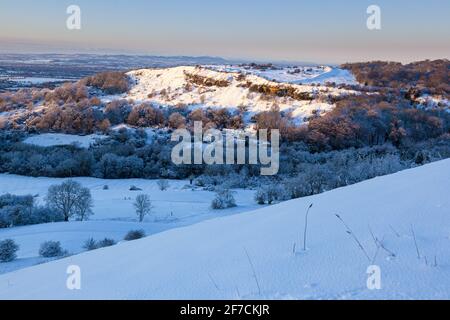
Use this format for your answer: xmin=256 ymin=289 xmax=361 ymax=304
xmin=83 ymin=237 xmax=116 ymax=250
xmin=97 ymin=238 xmax=116 ymax=248
xmin=254 ymin=189 xmax=266 ymax=205
xmin=211 ymin=189 xmax=236 ymax=210
xmin=157 ymin=179 xmax=169 ymax=191
xmin=124 ymin=229 xmax=146 ymax=241
xmin=39 ymin=241 xmax=66 ymax=258
xmin=0 ymin=193 xmax=64 ymax=228
xmin=254 ymin=185 xmax=285 ymax=204
xmin=83 ymin=237 xmax=98 ymax=251
xmin=0 ymin=239 xmax=19 ymax=262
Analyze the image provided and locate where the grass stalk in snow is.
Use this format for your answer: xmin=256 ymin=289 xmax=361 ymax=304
xmin=369 ymin=226 xmax=396 ymax=262
xmin=303 ymin=204 xmax=313 ymax=251
xmin=235 ymin=286 xmax=241 ymax=299
xmin=368 ymin=226 xmax=382 ymax=263
xmin=208 ymin=272 xmax=220 ymax=292
xmin=336 ymin=214 xmax=371 ymax=262
xmin=410 ymin=224 xmax=421 ymax=259
xmin=389 ymin=225 xmax=401 ymax=237
xmin=244 ymin=248 xmax=261 ymax=295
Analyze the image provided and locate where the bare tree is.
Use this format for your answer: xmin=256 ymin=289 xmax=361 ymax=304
xmin=45 ymin=180 xmax=93 ymax=222
xmin=74 ymin=187 xmax=94 ymax=221
xmin=157 ymin=179 xmax=169 ymax=191
xmin=134 ymin=194 xmax=152 ymax=222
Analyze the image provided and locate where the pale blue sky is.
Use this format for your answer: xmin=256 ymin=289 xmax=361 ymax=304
xmin=0 ymin=0 xmax=449 ymax=63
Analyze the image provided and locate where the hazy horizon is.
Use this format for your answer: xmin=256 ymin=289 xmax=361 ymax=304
xmin=1 ymin=0 xmax=449 ymax=64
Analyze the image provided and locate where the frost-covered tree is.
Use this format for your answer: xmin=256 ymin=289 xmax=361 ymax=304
xmin=74 ymin=187 xmax=94 ymax=221
xmin=134 ymin=194 xmax=152 ymax=222
xmin=0 ymin=193 xmax=64 ymax=228
xmin=211 ymin=189 xmax=236 ymax=209
xmin=0 ymin=239 xmax=19 ymax=262
xmin=46 ymin=180 xmax=93 ymax=222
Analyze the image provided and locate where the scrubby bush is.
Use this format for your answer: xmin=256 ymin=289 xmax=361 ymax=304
xmin=82 ymin=72 xmax=129 ymax=94
xmin=124 ymin=229 xmax=146 ymax=241
xmin=83 ymin=237 xmax=98 ymax=251
xmin=0 ymin=239 xmax=19 ymax=262
xmin=39 ymin=241 xmax=66 ymax=258
xmin=97 ymin=238 xmax=116 ymax=248
xmin=157 ymin=179 xmax=169 ymax=191
xmin=168 ymin=112 xmax=186 ymax=129
xmin=254 ymin=185 xmax=285 ymax=205
xmin=83 ymin=237 xmax=116 ymax=250
xmin=342 ymin=60 xmax=450 ymax=96
xmin=0 ymin=193 xmax=64 ymax=228
xmin=211 ymin=189 xmax=236 ymax=209
xmin=254 ymin=189 xmax=266 ymax=205
xmin=127 ymin=103 xmax=165 ymax=127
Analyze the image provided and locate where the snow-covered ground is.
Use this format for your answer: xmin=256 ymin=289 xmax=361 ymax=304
xmin=0 ymin=174 xmax=258 ymax=275
xmin=23 ymin=133 xmax=107 ymax=148
xmin=416 ymin=94 xmax=450 ymax=111
xmin=207 ymin=65 xmax=357 ymax=85
xmin=3 ymin=77 xmax=74 ymax=84
xmin=0 ymin=160 xmax=449 ymax=299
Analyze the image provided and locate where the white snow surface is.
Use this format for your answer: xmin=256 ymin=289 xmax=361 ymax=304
xmin=0 ymin=160 xmax=449 ymax=299
xmin=0 ymin=76 xmax=73 ymax=84
xmin=207 ymin=65 xmax=357 ymax=85
xmin=23 ymin=133 xmax=107 ymax=148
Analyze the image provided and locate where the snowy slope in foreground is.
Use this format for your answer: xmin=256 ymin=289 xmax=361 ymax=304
xmin=1 ymin=160 xmax=450 ymax=299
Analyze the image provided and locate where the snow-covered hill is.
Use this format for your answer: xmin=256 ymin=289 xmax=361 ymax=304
xmin=0 ymin=65 xmax=358 ymax=131
xmin=207 ymin=64 xmax=357 ymax=85
xmin=1 ymin=159 xmax=449 ymax=300
xmin=124 ymin=66 xmax=357 ymax=124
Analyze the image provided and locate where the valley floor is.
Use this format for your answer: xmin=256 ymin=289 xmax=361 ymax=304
xmin=0 ymin=174 xmax=258 ymax=275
